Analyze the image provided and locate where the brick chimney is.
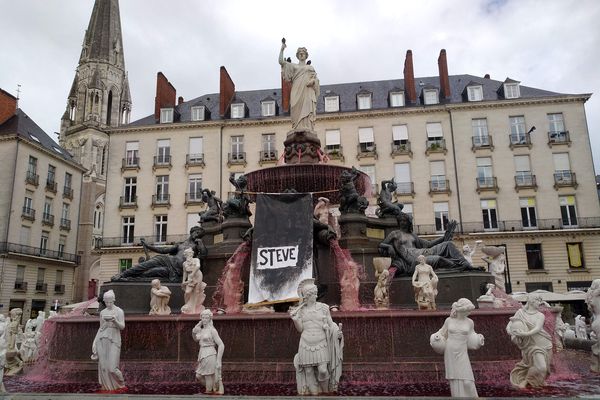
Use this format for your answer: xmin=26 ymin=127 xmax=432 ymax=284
xmin=403 ymin=50 xmax=417 ymax=104
xmin=438 ymin=49 xmax=451 ymax=100
xmin=0 ymin=88 xmax=17 ymax=125
xmin=281 ymin=75 xmax=291 ymax=113
xmin=154 ymin=72 xmax=176 ymax=122
xmin=219 ymin=66 xmax=235 ymax=117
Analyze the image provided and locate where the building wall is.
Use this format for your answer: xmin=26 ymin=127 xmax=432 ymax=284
xmin=0 ymin=139 xmax=18 ymax=242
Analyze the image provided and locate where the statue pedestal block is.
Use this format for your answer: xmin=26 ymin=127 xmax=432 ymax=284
xmin=338 ymin=213 xmax=369 ymax=248
xmin=99 ymin=281 xmax=185 ymax=314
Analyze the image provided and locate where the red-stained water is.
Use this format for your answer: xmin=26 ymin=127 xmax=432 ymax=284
xmin=330 ymin=239 xmax=365 ymax=312
xmin=211 ymin=241 xmax=251 ymax=313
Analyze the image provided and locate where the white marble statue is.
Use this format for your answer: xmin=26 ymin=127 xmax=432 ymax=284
xmin=290 ymin=278 xmax=343 ymax=396
xmin=0 ymin=315 xmax=8 ymax=393
xmin=374 ymin=269 xmax=390 ymax=309
xmin=192 ymin=309 xmax=225 ymax=394
xmin=462 ymin=240 xmax=482 ymax=265
xmin=6 ymin=308 xmax=23 ymax=352
xmin=313 ymin=197 xmax=330 ymax=225
xmin=91 ymin=290 xmax=125 ymax=391
xmin=554 ymin=306 xmax=567 ymax=351
xmin=430 ymin=298 xmax=484 ymax=398
xmin=19 ymin=330 xmax=37 ymax=363
xmin=575 ymin=315 xmax=588 ymax=339
xmin=181 ymin=248 xmax=207 ymax=315
xmin=149 ymin=279 xmax=172 ymax=315
xmin=586 ymin=278 xmax=600 ymax=372
xmin=506 ymin=293 xmax=553 ymax=388
xmin=412 ymin=255 xmax=439 ymax=310
xmin=480 ymin=245 xmax=506 ymax=291
xmin=279 ymin=38 xmax=320 ymax=132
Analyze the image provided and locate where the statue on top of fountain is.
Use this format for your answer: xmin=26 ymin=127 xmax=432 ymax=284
xmin=376 ymin=179 xmax=403 ymax=218
xmin=378 ymin=212 xmax=478 ymax=277
xmin=339 ymin=167 xmax=368 ymax=215
xmin=110 ymin=226 xmax=208 ymax=282
xmin=223 ymin=174 xmax=252 ymax=219
xmin=199 ymin=189 xmax=223 ymax=224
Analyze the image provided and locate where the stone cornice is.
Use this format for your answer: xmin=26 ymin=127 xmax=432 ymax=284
xmin=459 ymin=227 xmax=600 ymax=240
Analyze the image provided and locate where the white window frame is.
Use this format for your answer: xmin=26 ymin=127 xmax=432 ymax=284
xmin=124 ymin=177 xmax=137 ymax=203
xmin=160 ymin=108 xmax=174 ymax=123
xmin=358 ymin=127 xmax=375 ymax=151
xmin=191 ymin=106 xmax=205 ymax=121
xmin=324 ymin=96 xmax=340 ymax=112
xmin=481 ymin=199 xmax=498 ymax=230
xmin=392 ymin=125 xmax=409 ymax=145
xmin=325 ymin=129 xmax=341 ymax=150
xmin=389 ymin=91 xmax=404 ymax=107
xmin=188 ymin=174 xmax=203 ymax=200
xmin=154 ymin=215 xmax=168 ymax=243
xmin=156 ymin=139 xmax=171 ymax=164
xmin=520 ymin=198 xmax=537 ymax=228
xmin=472 ymin=118 xmax=489 ymax=146
xmin=262 ymin=134 xmax=276 ymax=155
xmin=189 ymin=137 xmax=204 ymax=163
xmin=61 ymin=203 xmax=70 ymax=220
xmin=122 ymin=216 xmax=135 ymax=244
xmin=40 ymin=231 xmax=49 ymax=254
xmin=548 ymin=113 xmax=565 ymax=133
xmin=231 ymin=103 xmax=245 ymax=119
xmin=261 ymin=101 xmax=276 ymax=117
xmin=231 ymin=136 xmax=244 ymax=155
xmin=504 ymin=83 xmax=520 ymax=99
xmin=559 ymin=196 xmax=578 ymax=227
xmin=467 ymin=86 xmax=483 ymax=101
xmin=434 ymin=202 xmax=449 ymax=232
xmin=125 ymin=142 xmax=139 ymax=165
xmin=423 ymin=89 xmax=439 ymax=105
xmin=357 ymin=93 xmax=372 ymax=110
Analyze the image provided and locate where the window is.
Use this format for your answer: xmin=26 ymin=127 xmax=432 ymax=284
xmin=509 ymin=116 xmax=527 ymax=144
xmin=119 ymin=258 xmax=132 ymax=272
xmin=514 ymin=155 xmax=533 ymax=185
xmin=426 ymin=122 xmax=443 ymax=140
xmin=504 ymin=83 xmax=520 ymax=99
xmin=394 ymin=163 xmax=412 ymax=194
xmin=156 ymin=139 xmax=171 ymax=164
xmin=357 ymin=93 xmax=372 ymax=110
xmin=36 ymin=267 xmax=46 ymax=284
xmin=525 ymin=282 xmax=553 ymax=292
xmin=230 ymin=136 xmax=244 ymax=160
xmin=402 ymin=204 xmax=413 ymax=219
xmin=423 ymin=89 xmax=438 ymax=105
xmin=390 ymin=91 xmax=404 ymax=107
xmin=188 ymin=137 xmax=204 ymax=163
xmin=47 ymin=164 xmax=56 ymax=184
xmin=94 ymin=204 xmax=103 ymax=230
xmin=324 ymin=96 xmax=340 ymax=112
xmin=160 ymin=108 xmax=173 ymax=123
xmin=467 ymin=85 xmax=483 ymax=101
xmin=567 ymin=243 xmax=584 ymax=269
xmin=43 ymin=198 xmax=52 ymax=219
xmin=358 ymin=165 xmax=376 ymax=193
xmin=430 ymin=160 xmax=447 ymax=191
xmin=58 ymin=236 xmax=66 ymax=257
xmin=559 ymin=196 xmax=577 ymax=226
xmin=325 ymin=130 xmax=341 ymax=151
xmin=472 ymin=119 xmax=489 ymax=146
xmin=23 ymin=192 xmax=33 ymax=211
xmin=553 ymin=153 xmax=572 ymax=183
xmin=124 ymin=177 xmax=137 ymax=203
xmin=191 ymin=106 xmax=205 ymax=121
xmin=155 ymin=215 xmax=168 ymax=243
xmin=525 ymin=244 xmax=544 ymax=270
xmin=261 ymin=100 xmax=275 ymax=117
xmin=28 ymin=156 xmax=38 ymax=174
xmin=434 ymin=202 xmax=449 ymax=232
xmin=122 ymin=216 xmax=135 ymax=244
xmin=64 ymin=172 xmax=72 ymax=189
xmin=520 ymin=198 xmax=537 ymax=228
xmin=187 ymin=213 xmax=199 ymax=232
xmin=476 ymin=157 xmax=493 ymax=186
xmin=156 ymin=176 xmax=169 ymax=201
xmin=567 ymin=281 xmax=592 ymax=291
xmin=20 ymin=226 xmax=30 ymax=246
xmin=61 ymin=203 xmax=70 ymax=221
xmin=40 ymin=231 xmax=49 ymax=255
xmin=125 ymin=142 xmax=139 ymax=166
xmin=481 ymin=199 xmax=498 ymax=230
xmin=262 ymin=134 xmax=276 ymax=156
xmin=548 ymin=113 xmax=565 ymax=134
xmin=358 ymin=127 xmax=375 ymax=152
xmin=188 ymin=174 xmax=203 ymax=200
xmin=231 ymin=103 xmax=245 ymax=118
xmin=16 ymin=266 xmax=25 ymax=284
xmin=392 ymin=125 xmax=409 ymax=148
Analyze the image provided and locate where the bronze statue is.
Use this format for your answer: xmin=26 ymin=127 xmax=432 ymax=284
xmin=376 ymin=179 xmax=403 ymax=218
xmin=223 ymin=175 xmax=252 ymax=219
xmin=339 ymin=167 xmax=368 ymax=214
xmin=199 ymin=189 xmax=223 ymax=224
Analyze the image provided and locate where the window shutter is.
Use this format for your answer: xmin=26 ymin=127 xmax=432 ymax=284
xmin=430 ymin=160 xmax=445 ymax=176
xmin=553 ymin=153 xmax=570 ymax=171
xmin=358 ymin=127 xmax=374 ymax=143
xmin=394 ymin=163 xmax=411 ymax=183
xmin=514 ymin=155 xmax=531 ymax=172
xmin=325 ymin=130 xmax=340 ymax=145
xmin=392 ymin=125 xmax=408 ymax=141
xmin=426 ymin=123 xmax=443 ymax=138
xmin=434 ymin=202 xmax=448 ymax=212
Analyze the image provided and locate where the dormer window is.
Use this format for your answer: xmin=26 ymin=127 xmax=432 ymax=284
xmin=324 ymin=96 xmax=340 ymax=112
xmin=357 ymin=93 xmax=372 ymax=110
xmin=423 ymin=89 xmax=439 ymax=105
xmin=191 ymin=106 xmax=205 ymax=121
xmin=504 ymin=83 xmax=520 ymax=99
xmin=389 ymin=91 xmax=404 ymax=107
xmin=261 ymin=100 xmax=276 ymax=117
xmin=231 ymin=103 xmax=245 ymax=119
xmin=160 ymin=108 xmax=173 ymax=123
xmin=467 ymin=86 xmax=483 ymax=102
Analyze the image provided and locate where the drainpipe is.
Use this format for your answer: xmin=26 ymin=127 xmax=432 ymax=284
xmin=447 ymin=109 xmax=464 ymax=233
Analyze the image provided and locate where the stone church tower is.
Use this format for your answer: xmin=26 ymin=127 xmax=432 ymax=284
xmin=60 ymin=0 xmax=131 ymax=301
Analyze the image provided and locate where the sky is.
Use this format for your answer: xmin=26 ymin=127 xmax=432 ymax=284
xmin=1 ymin=0 xmax=599 ymax=171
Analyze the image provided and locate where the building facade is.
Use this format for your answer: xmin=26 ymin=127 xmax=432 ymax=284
xmin=0 ymin=89 xmax=85 ymax=319
xmin=95 ymin=48 xmax=599 ymax=295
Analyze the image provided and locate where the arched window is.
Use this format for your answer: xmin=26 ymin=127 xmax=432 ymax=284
xmin=106 ymin=90 xmax=113 ymax=125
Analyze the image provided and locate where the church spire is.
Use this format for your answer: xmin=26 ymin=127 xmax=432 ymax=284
xmin=79 ymin=0 xmax=126 ymax=68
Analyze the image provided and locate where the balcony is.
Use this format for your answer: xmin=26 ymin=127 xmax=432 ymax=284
xmin=153 ymin=155 xmax=172 ymax=170
xmin=60 ymin=218 xmax=71 ymax=231
xmin=259 ymin=150 xmax=278 ymax=166
xmin=14 ymin=281 xmax=27 ymax=292
xmin=356 ymin=143 xmax=378 ymax=160
xmin=119 ymin=196 xmax=137 ymax=210
xmin=554 ymin=171 xmax=578 ymax=189
xmin=429 ymin=178 xmax=451 ymax=195
xmin=22 ymin=207 xmax=36 ymax=221
xmin=63 ymin=186 xmax=73 ymax=200
xmin=471 ymin=135 xmax=494 ymax=151
xmin=185 ymin=192 xmax=204 ymax=205
xmin=35 ymin=282 xmax=48 ymax=293
xmin=42 ymin=213 xmax=55 ymax=227
xmin=515 ymin=172 xmax=537 ymax=191
xmin=476 ymin=176 xmax=499 ymax=193
xmin=97 ymin=234 xmax=189 ymax=248
xmin=121 ymin=157 xmax=139 ymax=172
xmin=425 ymin=138 xmax=447 ymax=155
xmin=185 ymin=153 xmax=205 ymax=168
xmin=54 ymin=284 xmax=65 ymax=293
xmin=45 ymin=179 xmax=57 ymax=193
xmin=25 ymin=171 xmax=39 ymax=186
xmin=0 ymin=242 xmax=79 ymax=263
xmin=227 ymin=152 xmax=247 ymax=167
xmin=548 ymin=131 xmax=571 ymax=147
xmin=391 ymin=141 xmax=412 ymax=157
xmin=325 ymin=146 xmax=344 ymax=162
xmin=395 ymin=182 xmax=415 ymax=197
xmin=152 ymin=193 xmax=171 ymax=208
xmin=509 ymin=133 xmax=532 ymax=149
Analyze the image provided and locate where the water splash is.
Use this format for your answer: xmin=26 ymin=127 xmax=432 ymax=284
xmin=211 ymin=242 xmax=251 ymax=313
xmin=329 ymin=239 xmax=364 ymax=311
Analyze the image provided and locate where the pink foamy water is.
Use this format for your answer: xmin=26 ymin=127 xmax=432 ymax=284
xmin=211 ymin=242 xmax=251 ymax=313
xmin=330 ymin=239 xmax=365 ymax=311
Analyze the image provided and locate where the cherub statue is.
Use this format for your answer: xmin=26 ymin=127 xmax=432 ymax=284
xmin=374 ymin=269 xmax=390 ymax=309
xmin=376 ymin=179 xmax=403 ymax=218
xmin=462 ymin=240 xmax=482 ymax=265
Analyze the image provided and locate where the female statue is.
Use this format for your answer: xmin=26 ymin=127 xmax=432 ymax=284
xmin=290 ymin=278 xmax=343 ymax=395
xmin=91 ymin=290 xmax=125 ymax=391
xmin=0 ymin=315 xmax=7 ymax=392
xmin=585 ymin=278 xmax=600 ymax=372
xmin=411 ymin=255 xmax=439 ymax=310
xmin=279 ymin=38 xmax=320 ymax=132
xmin=506 ymin=293 xmax=553 ymax=388
xmin=181 ymin=248 xmax=207 ymax=314
xmin=192 ymin=309 xmax=225 ymax=394
xmin=430 ymin=298 xmax=484 ymax=397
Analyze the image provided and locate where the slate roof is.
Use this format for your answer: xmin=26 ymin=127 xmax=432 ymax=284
xmin=0 ymin=109 xmax=76 ymax=163
xmin=129 ymin=74 xmax=566 ymax=127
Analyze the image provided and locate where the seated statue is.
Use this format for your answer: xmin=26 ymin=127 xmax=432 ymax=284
xmin=223 ymin=175 xmax=252 ymax=219
xmin=378 ymin=212 xmax=477 ymax=277
xmin=111 ymin=226 xmax=208 ymax=282
xmin=376 ymin=179 xmax=403 ymax=218
xmin=199 ymin=189 xmax=223 ymax=224
xmin=339 ymin=167 xmax=368 ymax=214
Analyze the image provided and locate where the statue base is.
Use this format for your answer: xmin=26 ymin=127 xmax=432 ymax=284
xmin=100 ymin=281 xmax=185 ymax=314
xmin=283 ymin=129 xmax=322 ymax=164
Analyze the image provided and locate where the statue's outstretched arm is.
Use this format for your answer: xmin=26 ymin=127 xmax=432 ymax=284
xmin=279 ymin=38 xmax=287 ymax=66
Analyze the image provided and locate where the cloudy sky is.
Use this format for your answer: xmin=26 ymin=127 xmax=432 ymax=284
xmin=1 ymin=0 xmax=599 ymax=170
